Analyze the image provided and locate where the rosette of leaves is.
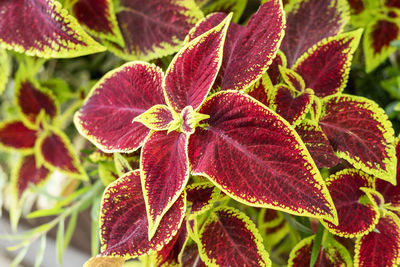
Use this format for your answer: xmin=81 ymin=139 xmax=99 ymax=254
xmin=67 ymin=0 xmax=204 ymax=61
xmin=75 ymin=1 xmax=339 ymax=263
xmin=348 ymin=0 xmax=400 ymax=72
xmin=0 ymin=67 xmax=87 ymax=199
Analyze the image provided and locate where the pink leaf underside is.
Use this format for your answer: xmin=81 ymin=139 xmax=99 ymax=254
xmin=199 ymin=207 xmax=269 ymax=266
xmin=355 ymin=212 xmax=400 ymax=267
xmin=289 ymin=235 xmax=351 ymax=267
xmin=370 ymin=20 xmax=399 ymax=56
xmin=282 ymin=0 xmax=348 ymax=67
xmin=75 ymin=62 xmax=165 ymax=153
xmin=273 ymin=85 xmax=313 ymax=125
xmin=319 ymin=94 xmax=395 ymax=181
xmin=71 ymin=0 xmax=118 ymax=37
xmin=189 ymin=91 xmax=336 ymax=222
xmin=267 ymin=52 xmax=286 ymax=85
xmin=164 ymin=14 xmax=230 ymax=112
xmin=181 ymin=242 xmax=207 ymax=267
xmin=0 ymin=121 xmax=37 ymax=150
xmin=100 ymin=170 xmax=186 ymax=258
xmin=295 ymin=120 xmax=340 ymax=169
xmin=16 ymin=79 xmax=57 ymax=123
xmin=187 ymin=0 xmax=285 ymax=91
xmin=156 ymin=220 xmax=188 ymax=266
xmin=15 ymin=155 xmax=50 ymax=198
xmin=141 ymin=131 xmax=189 ymax=237
xmin=0 ymin=0 xmax=103 ymax=57
xmin=104 ymin=0 xmax=202 ymax=60
xmin=293 ymin=31 xmax=360 ymax=98
xmin=322 ymin=169 xmax=379 ymax=237
xmin=186 ymin=183 xmax=222 ymax=215
xmin=39 ymin=130 xmax=81 ymax=175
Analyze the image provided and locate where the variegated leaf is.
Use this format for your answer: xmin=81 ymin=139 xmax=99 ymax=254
xmin=0 ymin=121 xmax=37 ymax=153
xmin=186 ymin=182 xmax=223 ymax=217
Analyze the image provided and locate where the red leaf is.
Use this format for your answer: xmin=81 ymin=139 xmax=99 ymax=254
xmin=0 ymin=121 xmax=37 ymax=152
xmin=198 ymin=207 xmax=270 ymax=266
xmin=187 ymin=0 xmax=285 ymax=91
xmin=37 ymin=128 xmax=86 ymax=178
xmin=267 ymin=51 xmax=286 ymax=85
xmin=156 ymin=220 xmax=188 ymax=266
xmin=295 ymin=119 xmax=340 ymax=169
xmin=15 ymin=78 xmax=58 ymax=124
xmin=322 ymin=169 xmax=380 ymax=237
xmin=186 ymin=182 xmax=223 ymax=217
xmin=319 ymin=94 xmax=396 ymax=184
xmin=0 ymin=0 xmax=105 ymax=57
xmin=386 ymin=0 xmax=400 ymax=8
xmin=293 ymin=30 xmax=362 ymax=98
xmin=100 ymin=170 xmax=186 ymax=258
xmin=348 ymin=0 xmax=365 ymax=14
xmin=355 ymin=211 xmax=400 ymax=267
xmin=141 ymin=131 xmax=189 ymax=239
xmin=247 ymin=73 xmax=275 ymax=109
xmin=288 ymin=235 xmax=353 ymax=267
xmin=74 ymin=62 xmax=165 ymax=153
xmin=282 ymin=0 xmax=350 ymax=67
xmin=13 ymin=155 xmax=50 ymax=198
xmin=181 ymin=242 xmax=206 ymax=267
xmin=164 ymin=14 xmax=231 ymax=112
xmin=189 ymin=91 xmax=337 ymax=224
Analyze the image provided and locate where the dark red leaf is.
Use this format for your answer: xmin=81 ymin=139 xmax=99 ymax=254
xmin=0 ymin=121 xmax=37 ymax=152
xmin=156 ymin=220 xmax=188 ymax=266
xmin=348 ymin=0 xmax=365 ymax=14
xmin=186 ymin=182 xmax=222 ymax=217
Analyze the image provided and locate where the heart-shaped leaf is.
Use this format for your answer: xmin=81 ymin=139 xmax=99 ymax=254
xmin=198 ymin=207 xmax=270 ymax=266
xmin=141 ymin=131 xmax=189 ymax=240
xmin=319 ymin=94 xmax=397 ymax=184
xmin=0 ymin=121 xmax=37 ymax=153
xmin=0 ymin=0 xmax=105 ymax=58
xmin=100 ymin=170 xmax=186 ymax=258
xmin=74 ymin=62 xmax=165 ymax=153
xmin=321 ymin=169 xmax=380 ymax=237
xmin=282 ymin=0 xmax=350 ymax=67
xmin=189 ymin=91 xmax=338 ymax=224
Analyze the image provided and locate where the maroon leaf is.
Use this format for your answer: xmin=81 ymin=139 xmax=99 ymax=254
xmin=74 ymin=62 xmax=165 ymax=153
xmin=354 ymin=211 xmax=400 ymax=267
xmin=156 ymin=220 xmax=188 ymax=266
xmin=15 ymin=77 xmax=58 ymax=124
xmin=186 ymin=182 xmax=223 ymax=217
xmin=271 ymin=85 xmax=314 ymax=126
xmin=0 ymin=0 xmax=105 ymax=58
xmin=348 ymin=0 xmax=365 ymax=14
xmin=103 ymin=0 xmax=203 ymax=61
xmin=13 ymin=155 xmax=50 ymax=198
xmin=293 ymin=29 xmax=362 ymax=98
xmin=295 ymin=119 xmax=340 ymax=169
xmin=198 ymin=207 xmax=270 ymax=266
xmin=181 ymin=242 xmax=206 ymax=267
xmin=141 ymin=131 xmax=189 ymax=239
xmin=386 ymin=0 xmax=400 ymax=8
xmin=288 ymin=235 xmax=353 ymax=267
xmin=279 ymin=67 xmax=305 ymax=92
xmin=267 ymin=51 xmax=286 ymax=85
xmin=37 ymin=128 xmax=86 ymax=178
xmin=164 ymin=14 xmax=231 ymax=112
xmin=247 ymin=73 xmax=275 ymax=109
xmin=322 ymin=169 xmax=380 ymax=237
xmin=282 ymin=0 xmax=350 ymax=67
xmin=100 ymin=170 xmax=186 ymax=258
xmin=189 ymin=91 xmax=337 ymax=224
xmin=319 ymin=94 xmax=396 ymax=183
xmin=0 ymin=121 xmax=37 ymax=152
xmin=187 ymin=0 xmax=285 ymax=91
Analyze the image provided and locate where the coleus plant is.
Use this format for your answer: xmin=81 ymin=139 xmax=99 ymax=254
xmin=74 ymin=0 xmax=340 ymax=263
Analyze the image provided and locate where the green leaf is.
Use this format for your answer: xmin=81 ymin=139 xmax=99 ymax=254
xmin=282 ymin=213 xmax=313 ymax=235
xmin=27 ymin=207 xmax=65 ymax=219
xmin=64 ymin=211 xmax=78 ymax=251
xmin=310 ymin=223 xmax=324 ymax=267
xmin=56 ymin=219 xmax=65 ymax=265
xmin=11 ymin=245 xmax=29 ymax=267
xmin=0 ymin=49 xmax=9 ymax=95
xmin=34 ymin=235 xmax=46 ymax=267
xmin=114 ymin=152 xmax=133 ymax=177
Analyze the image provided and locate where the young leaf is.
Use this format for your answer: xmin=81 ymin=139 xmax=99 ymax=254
xmin=189 ymin=91 xmax=338 ymax=224
xmin=74 ymin=62 xmax=165 ymax=153
xmin=35 ymin=127 xmax=87 ymax=179
xmin=70 ymin=0 xmax=123 ymax=44
xmin=319 ymin=94 xmax=397 ymax=184
xmin=279 ymin=67 xmax=305 ymax=92
xmin=321 ymin=169 xmax=380 ymax=238
xmin=133 ymin=104 xmax=176 ymax=131
xmin=282 ymin=0 xmax=350 ymax=67
xmin=187 ymin=0 xmax=286 ymax=91
xmin=0 ymin=121 xmax=37 ymax=153
xmin=164 ymin=13 xmax=231 ymax=112
xmin=294 ymin=119 xmax=340 ymax=169
xmin=0 ymin=0 xmax=105 ymax=58
xmin=354 ymin=211 xmax=400 ymax=267
xmin=288 ymin=235 xmax=353 ymax=267
xmin=12 ymin=155 xmax=50 ymax=198
xmin=102 ymin=0 xmax=203 ymax=61
xmin=186 ymin=182 xmax=223 ymax=218
xmin=292 ymin=29 xmax=363 ymax=98
xmin=140 ymin=131 xmax=189 ymax=240
xmin=99 ymin=170 xmax=186 ymax=258
xmin=198 ymin=207 xmax=271 ymax=266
